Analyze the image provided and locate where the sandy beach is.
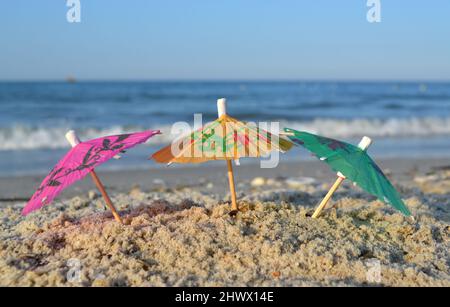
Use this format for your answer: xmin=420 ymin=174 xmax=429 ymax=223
xmin=0 ymin=158 xmax=449 ymax=286
xmin=2 ymin=0 xmax=450 ymax=292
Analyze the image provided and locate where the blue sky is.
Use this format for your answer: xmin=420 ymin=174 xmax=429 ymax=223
xmin=0 ymin=0 xmax=449 ymax=80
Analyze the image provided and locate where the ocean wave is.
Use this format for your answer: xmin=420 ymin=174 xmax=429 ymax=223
xmin=0 ymin=117 xmax=449 ymax=151
xmin=0 ymin=125 xmax=174 ymax=151
xmin=281 ymin=117 xmax=450 ymax=138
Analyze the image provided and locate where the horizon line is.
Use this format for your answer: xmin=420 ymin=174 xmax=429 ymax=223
xmin=1 ymin=78 xmax=450 ymax=83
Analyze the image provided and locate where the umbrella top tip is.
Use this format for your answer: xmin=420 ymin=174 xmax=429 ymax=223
xmin=358 ymin=136 xmax=372 ymax=151
xmin=65 ymin=130 xmax=81 ymax=147
xmin=217 ymin=98 xmax=227 ymax=117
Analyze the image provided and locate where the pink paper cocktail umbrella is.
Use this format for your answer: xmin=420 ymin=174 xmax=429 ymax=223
xmin=23 ymin=129 xmax=160 ymax=223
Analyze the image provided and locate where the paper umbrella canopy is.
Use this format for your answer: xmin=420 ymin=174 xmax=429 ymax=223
xmin=23 ymin=130 xmax=160 ymax=216
xmin=284 ymin=128 xmax=411 ymax=216
xmin=152 ymin=98 xmax=292 ymax=214
xmin=152 ymin=114 xmax=293 ymax=164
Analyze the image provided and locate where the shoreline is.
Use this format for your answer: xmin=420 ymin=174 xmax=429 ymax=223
xmin=1 ymin=157 xmax=449 ymax=202
xmin=1 ymin=135 xmax=450 ymax=177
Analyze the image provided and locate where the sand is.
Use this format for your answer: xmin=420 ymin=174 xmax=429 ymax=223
xmin=0 ymin=159 xmax=449 ymax=287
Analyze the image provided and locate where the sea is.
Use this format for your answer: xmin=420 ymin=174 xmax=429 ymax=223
xmin=0 ymin=81 xmax=449 ymax=176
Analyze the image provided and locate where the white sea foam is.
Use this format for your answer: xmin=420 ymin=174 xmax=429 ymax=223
xmin=0 ymin=117 xmax=449 ymax=151
xmin=0 ymin=125 xmax=174 ymax=151
xmin=280 ymin=117 xmax=450 ymax=138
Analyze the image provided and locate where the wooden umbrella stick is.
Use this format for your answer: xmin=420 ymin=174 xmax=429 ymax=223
xmin=226 ymin=159 xmax=238 ymax=213
xmin=218 ymin=98 xmax=239 ymax=214
xmin=89 ymin=170 xmax=123 ymax=224
xmin=311 ymin=176 xmax=345 ymax=218
xmin=311 ymin=136 xmax=373 ymax=219
xmin=65 ymin=130 xmax=123 ymax=224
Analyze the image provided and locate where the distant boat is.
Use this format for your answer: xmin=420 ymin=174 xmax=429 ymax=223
xmin=66 ymin=76 xmax=77 ymax=83
xmin=419 ymin=83 xmax=427 ymax=92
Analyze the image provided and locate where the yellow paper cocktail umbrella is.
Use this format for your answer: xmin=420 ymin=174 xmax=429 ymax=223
xmin=151 ymin=98 xmax=293 ymax=214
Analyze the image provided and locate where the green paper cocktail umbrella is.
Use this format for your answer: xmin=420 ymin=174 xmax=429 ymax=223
xmin=283 ymin=128 xmax=411 ymax=218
